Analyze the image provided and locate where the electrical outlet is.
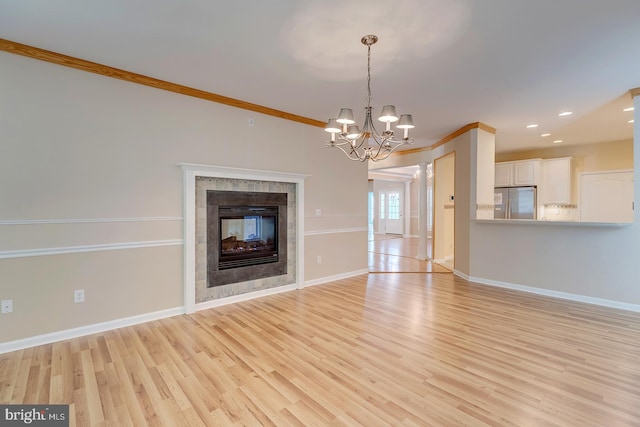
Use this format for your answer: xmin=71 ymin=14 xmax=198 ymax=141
xmin=317 ymin=255 xmax=322 ymax=264
xmin=315 ymin=208 xmax=322 ymax=216
xmin=74 ymin=289 xmax=85 ymax=303
xmin=1 ymin=299 xmax=13 ymax=314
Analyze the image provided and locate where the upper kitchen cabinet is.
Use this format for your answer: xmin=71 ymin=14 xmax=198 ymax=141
xmin=541 ymin=157 xmax=573 ymax=204
xmin=495 ymin=159 xmax=541 ymax=187
xmin=494 ymin=163 xmax=512 ymax=186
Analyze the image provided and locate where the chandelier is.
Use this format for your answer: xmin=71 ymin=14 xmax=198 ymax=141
xmin=324 ymin=35 xmax=415 ymax=162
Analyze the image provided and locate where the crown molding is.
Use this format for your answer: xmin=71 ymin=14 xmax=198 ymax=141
xmin=0 ymin=38 xmax=325 ymax=128
xmin=393 ymin=122 xmax=496 ymax=156
xmin=0 ymin=38 xmax=502 ymax=149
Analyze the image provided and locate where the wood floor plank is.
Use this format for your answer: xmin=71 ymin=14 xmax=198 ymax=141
xmin=2 ymin=269 xmax=640 ymax=426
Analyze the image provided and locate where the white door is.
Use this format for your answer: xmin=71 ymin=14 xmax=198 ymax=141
xmin=379 ymin=189 xmax=404 ymax=234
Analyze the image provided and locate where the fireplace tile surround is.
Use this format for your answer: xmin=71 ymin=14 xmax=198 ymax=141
xmin=195 ymin=176 xmax=297 ymax=303
xmin=179 ymin=163 xmax=307 ymax=313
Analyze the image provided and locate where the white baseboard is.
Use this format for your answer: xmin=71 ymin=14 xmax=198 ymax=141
xmin=304 ymin=269 xmax=369 ymax=287
xmin=0 ymin=270 xmax=369 ymax=354
xmin=304 ymin=227 xmax=368 ymax=236
xmin=0 ymin=307 xmax=184 ymax=354
xmin=453 ymin=269 xmax=469 ymax=280
xmin=195 ymin=284 xmax=298 ymax=311
xmin=454 ymin=271 xmax=640 ymax=313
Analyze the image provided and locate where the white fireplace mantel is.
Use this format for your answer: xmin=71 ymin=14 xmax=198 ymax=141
xmin=178 ymin=163 xmax=309 ymax=313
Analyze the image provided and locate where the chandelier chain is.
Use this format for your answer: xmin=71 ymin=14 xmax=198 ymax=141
xmin=366 ymin=43 xmax=372 ymax=109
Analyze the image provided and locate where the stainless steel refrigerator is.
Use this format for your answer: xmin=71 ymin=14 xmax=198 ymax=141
xmin=494 ymin=186 xmax=537 ymax=219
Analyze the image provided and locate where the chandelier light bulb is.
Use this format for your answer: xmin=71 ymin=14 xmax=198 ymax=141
xmin=336 ymin=108 xmax=355 ymax=124
xmin=325 ymin=118 xmax=341 ymax=133
xmin=378 ymin=105 xmax=399 ymax=123
xmin=397 ymin=114 xmax=415 ymax=139
xmin=346 ymin=125 xmax=361 ymax=139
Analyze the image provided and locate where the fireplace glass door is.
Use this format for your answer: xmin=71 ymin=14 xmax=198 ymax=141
xmin=218 ymin=206 xmax=278 ymax=269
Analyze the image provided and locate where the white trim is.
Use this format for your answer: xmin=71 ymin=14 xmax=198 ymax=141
xmin=579 ymin=168 xmax=634 ymax=176
xmin=454 ymin=269 xmax=470 ymax=280
xmin=475 ymin=219 xmax=630 ymax=227
xmin=195 ymin=284 xmax=298 ymax=311
xmin=0 ymin=307 xmax=183 ymax=354
xmin=404 ymin=181 xmax=411 ymax=237
xmin=177 ymin=163 xmax=310 ymax=183
xmin=304 ymin=269 xmax=369 ymax=287
xmin=304 ymin=227 xmax=368 ymax=236
xmin=0 ymin=239 xmax=183 ymax=259
xmin=178 ymin=163 xmax=309 ymax=313
xmin=0 ymin=217 xmax=183 ymax=225
xmin=455 ymin=271 xmax=640 ymax=313
xmin=368 ymin=171 xmax=416 ymax=181
xmin=182 ymin=167 xmax=197 ymax=314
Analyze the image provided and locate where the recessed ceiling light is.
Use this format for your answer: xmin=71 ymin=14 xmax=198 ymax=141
xmin=526 ymin=124 xmax=538 ymax=128
xmin=630 ymin=119 xmax=635 ymax=123
xmin=558 ymin=111 xmax=573 ymax=117
xmin=541 ymin=133 xmax=551 ymax=137
xmin=553 ymin=139 xmax=563 ymax=144
xmin=623 ymin=107 xmax=635 ymax=112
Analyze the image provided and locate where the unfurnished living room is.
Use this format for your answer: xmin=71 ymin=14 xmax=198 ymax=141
xmin=1 ymin=1 xmax=640 ymax=426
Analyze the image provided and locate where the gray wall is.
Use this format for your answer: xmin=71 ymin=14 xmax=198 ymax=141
xmin=0 ymin=52 xmax=368 ymax=343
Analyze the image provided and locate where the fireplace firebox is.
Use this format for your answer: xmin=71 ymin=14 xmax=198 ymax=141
xmin=207 ymin=191 xmax=287 ymax=287
xmin=219 ymin=206 xmax=278 ymax=269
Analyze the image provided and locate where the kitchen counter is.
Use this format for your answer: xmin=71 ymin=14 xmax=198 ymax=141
xmin=476 ymin=218 xmax=632 ymax=227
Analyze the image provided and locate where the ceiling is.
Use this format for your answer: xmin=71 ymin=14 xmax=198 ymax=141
xmin=1 ymin=0 xmax=638 ymax=155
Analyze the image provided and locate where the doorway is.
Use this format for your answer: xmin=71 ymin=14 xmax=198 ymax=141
xmin=433 ymin=152 xmax=455 ymax=268
xmin=367 ymin=168 xmax=452 ymax=274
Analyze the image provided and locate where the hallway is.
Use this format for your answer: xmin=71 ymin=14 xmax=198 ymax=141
xmin=368 ymin=234 xmax=452 ymax=273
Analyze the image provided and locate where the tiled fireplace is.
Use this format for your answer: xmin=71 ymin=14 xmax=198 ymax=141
xmin=195 ymin=177 xmax=296 ymax=303
xmin=179 ymin=163 xmax=307 ymax=313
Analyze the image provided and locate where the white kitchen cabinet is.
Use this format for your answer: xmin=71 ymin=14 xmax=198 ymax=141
xmin=495 ymin=159 xmax=541 ymax=187
xmin=495 ymin=163 xmax=512 ymax=186
xmin=513 ymin=160 xmax=540 ymax=186
xmin=541 ymin=157 xmax=572 ymax=204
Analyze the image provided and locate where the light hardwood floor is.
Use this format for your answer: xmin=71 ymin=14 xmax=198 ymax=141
xmin=2 ymin=268 xmax=640 ymax=425
xmin=368 ymin=234 xmax=451 ymax=273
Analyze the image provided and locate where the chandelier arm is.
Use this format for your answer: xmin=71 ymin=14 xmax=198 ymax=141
xmin=334 ymin=135 xmax=367 ymax=151
xmin=331 ymin=137 xmax=362 ymax=149
xmin=370 ymin=139 xmax=388 ymax=159
xmin=331 ymin=144 xmax=367 ymax=162
xmin=367 ymin=140 xmax=411 ymax=162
